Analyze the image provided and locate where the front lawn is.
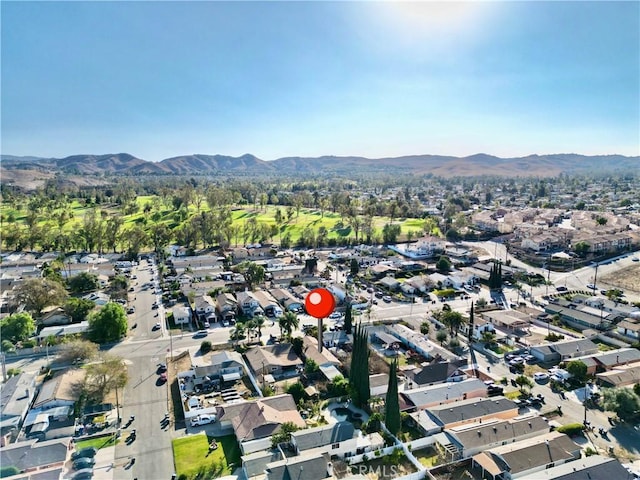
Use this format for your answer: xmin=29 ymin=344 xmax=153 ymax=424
xmin=173 ymin=434 xmax=240 ymax=480
xmin=75 ymin=435 xmax=120 ymax=451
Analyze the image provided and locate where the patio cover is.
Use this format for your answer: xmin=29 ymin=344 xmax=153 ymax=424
xmin=222 ymin=372 xmax=242 ymax=382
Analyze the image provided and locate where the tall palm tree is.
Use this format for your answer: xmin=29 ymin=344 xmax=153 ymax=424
xmin=279 ymin=312 xmax=300 ymax=340
xmin=230 ymin=323 xmax=246 ymax=345
xmin=255 ymin=315 xmax=266 ymax=337
xmin=246 ymin=319 xmax=258 ymax=340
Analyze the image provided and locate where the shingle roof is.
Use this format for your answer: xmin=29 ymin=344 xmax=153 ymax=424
xmin=0 ymin=438 xmax=70 ymax=470
xmin=291 ymin=422 xmax=355 ymax=451
xmin=517 ymin=455 xmax=630 ymax=480
xmin=405 ymin=360 xmax=467 ymax=385
xmin=428 ymin=397 xmax=518 ymax=425
xmin=220 ymin=394 xmax=305 ymax=442
xmin=448 ymin=414 xmax=549 ymax=450
xmin=244 ymin=344 xmax=302 ymax=373
xmin=482 ymin=431 xmax=579 ymax=475
xmin=401 ymin=378 xmax=487 ymax=409
xmin=266 ymin=453 xmax=330 ymax=480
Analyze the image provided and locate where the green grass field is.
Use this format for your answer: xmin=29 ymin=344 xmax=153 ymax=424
xmin=75 ymin=434 xmax=120 ymax=451
xmin=172 ymin=434 xmax=240 ymax=479
xmin=2 ymin=196 xmax=437 ymax=249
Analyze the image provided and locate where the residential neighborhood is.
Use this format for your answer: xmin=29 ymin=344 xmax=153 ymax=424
xmin=1 ymin=222 xmax=640 ymax=480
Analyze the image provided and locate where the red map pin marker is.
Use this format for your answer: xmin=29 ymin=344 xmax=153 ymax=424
xmin=305 ymin=288 xmax=335 ymax=319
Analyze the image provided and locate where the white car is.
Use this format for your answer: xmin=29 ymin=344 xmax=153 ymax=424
xmin=190 ymin=414 xmax=215 ymax=427
xmin=534 ymin=372 xmax=549 ymax=381
xmin=329 ymin=312 xmax=342 ymax=319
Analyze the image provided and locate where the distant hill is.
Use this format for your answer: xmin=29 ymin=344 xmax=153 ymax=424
xmin=2 ymin=152 xmax=638 ymax=182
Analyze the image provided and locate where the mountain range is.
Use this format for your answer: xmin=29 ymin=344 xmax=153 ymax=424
xmin=1 ymin=152 xmax=638 ymax=180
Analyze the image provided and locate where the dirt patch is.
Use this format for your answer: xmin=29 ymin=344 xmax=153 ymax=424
xmin=600 ymin=263 xmax=640 ymax=294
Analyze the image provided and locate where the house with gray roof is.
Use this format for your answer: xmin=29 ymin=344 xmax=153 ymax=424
xmin=291 ymin=422 xmax=354 ymax=454
xmin=426 ymin=396 xmax=519 ymax=429
xmin=545 ymin=302 xmax=613 ymax=331
xmin=441 ymin=414 xmax=549 ymax=459
xmin=0 ymin=437 xmax=71 ymax=472
xmin=530 ymin=338 xmax=598 ymax=365
xmin=596 ymin=361 xmax=640 ymax=388
xmin=401 ymin=378 xmax=488 ymax=412
xmin=0 ymin=372 xmax=37 ymax=441
xmin=517 ymin=454 xmax=631 ymax=480
xmin=404 ymin=359 xmax=468 ymax=389
xmin=264 ymin=452 xmax=332 ymax=480
xmin=192 ymin=350 xmax=246 ymax=384
xmin=242 ymin=450 xmax=283 ymax=479
xmin=472 ymin=431 xmax=580 ymax=480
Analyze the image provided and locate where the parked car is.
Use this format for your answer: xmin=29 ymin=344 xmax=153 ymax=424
xmin=586 ymin=284 xmax=596 ymax=290
xmin=159 ymin=372 xmax=168 ymax=383
xmin=534 ymin=372 xmax=549 ymax=381
xmin=157 ymin=363 xmax=167 ymax=374
xmin=72 ymin=469 xmax=94 ymax=480
xmin=71 ymin=447 xmax=98 ymax=461
xmin=382 ymin=296 xmax=392 ymax=303
xmin=73 ymin=457 xmax=96 ymax=470
xmin=127 ymin=307 xmax=135 ymax=314
xmin=556 ymin=286 xmax=568 ymax=292
xmin=509 ymin=357 xmax=524 ymax=366
xmin=152 ymin=322 xmax=161 ymax=331
xmin=524 ymin=355 xmax=537 ymax=363
xmin=329 ymin=312 xmax=342 ymax=319
xmin=190 ymin=414 xmax=216 ymax=427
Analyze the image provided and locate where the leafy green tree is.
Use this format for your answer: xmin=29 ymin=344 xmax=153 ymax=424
xmin=239 ymin=261 xmax=265 ymax=289
xmin=573 ymin=241 xmax=590 ymax=257
xmin=63 ymin=297 xmax=96 ymax=322
xmin=1 ymin=340 xmax=15 ymax=353
xmin=436 ymin=255 xmax=451 ymax=273
xmin=385 ymin=358 xmax=401 ymax=436
xmin=382 ymin=223 xmax=401 ymax=244
xmin=305 ymin=358 xmax=319 ymax=374
xmin=271 ymin=421 xmax=300 ymax=448
xmin=15 ymin=278 xmax=68 ymax=316
xmin=84 ymin=354 xmax=128 ymax=402
xmin=420 ymin=322 xmax=430 ymax=335
xmin=291 ymin=336 xmax=304 ymax=357
xmin=88 ymin=303 xmax=127 ymax=343
xmin=59 ymin=340 xmax=99 ymax=364
xmin=602 ymin=387 xmax=640 ymax=422
xmin=200 ymin=341 xmax=212 ymax=354
xmin=327 ymin=374 xmax=350 ymax=397
xmin=436 ymin=330 xmax=448 ymax=345
xmin=286 ymin=382 xmax=306 ymax=404
xmin=0 ymin=313 xmax=36 ymax=343
xmin=442 ymin=310 xmax=464 ymax=335
xmin=515 ymin=374 xmax=534 ymax=394
xmin=566 ymin=360 xmax=588 ymax=383
xmin=68 ymin=272 xmax=100 ymax=293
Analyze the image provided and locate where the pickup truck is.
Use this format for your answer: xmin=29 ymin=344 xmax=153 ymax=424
xmin=190 ymin=414 xmax=216 ymax=427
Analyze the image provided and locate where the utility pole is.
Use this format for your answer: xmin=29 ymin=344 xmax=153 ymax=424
xmin=115 ymin=385 xmax=121 ymax=427
xmin=593 ymin=262 xmax=599 ymax=290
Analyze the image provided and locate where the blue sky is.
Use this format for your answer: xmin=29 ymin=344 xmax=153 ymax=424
xmin=2 ymin=1 xmax=638 ymax=161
